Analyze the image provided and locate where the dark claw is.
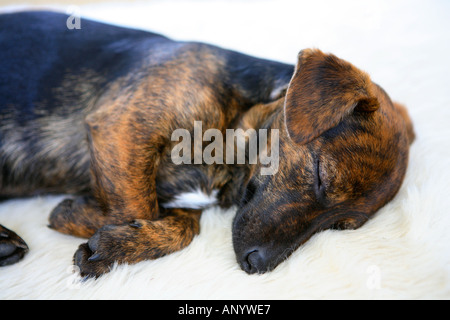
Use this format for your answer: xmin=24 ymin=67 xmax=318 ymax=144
xmin=129 ymin=220 xmax=143 ymax=229
xmin=87 ymin=231 xmax=101 ymax=252
xmin=88 ymin=253 xmax=102 ymax=262
xmin=73 ymin=243 xmax=110 ymax=279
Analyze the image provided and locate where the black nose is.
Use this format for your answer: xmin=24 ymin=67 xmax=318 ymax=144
xmin=240 ymin=248 xmax=269 ymax=274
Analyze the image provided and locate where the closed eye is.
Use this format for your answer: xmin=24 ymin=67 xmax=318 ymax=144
xmin=315 ymin=159 xmax=325 ymax=200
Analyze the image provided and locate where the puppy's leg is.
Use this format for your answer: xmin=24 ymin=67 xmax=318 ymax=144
xmin=49 ymin=100 xmax=164 ymax=238
xmin=0 ymin=225 xmax=28 ymax=267
xmin=48 ymin=196 xmax=106 ymax=238
xmin=73 ymin=208 xmax=201 ymax=277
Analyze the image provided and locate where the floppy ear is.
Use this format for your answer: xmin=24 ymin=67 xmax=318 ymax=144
xmin=284 ymin=49 xmax=380 ymax=145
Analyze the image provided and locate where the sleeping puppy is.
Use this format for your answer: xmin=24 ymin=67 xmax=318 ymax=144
xmin=0 ymin=11 xmax=414 ymax=277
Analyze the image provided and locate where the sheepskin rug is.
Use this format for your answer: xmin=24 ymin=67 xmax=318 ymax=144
xmin=1 ymin=0 xmax=449 ymax=299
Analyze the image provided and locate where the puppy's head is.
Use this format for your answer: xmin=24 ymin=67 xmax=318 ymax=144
xmin=233 ymin=49 xmax=414 ymax=274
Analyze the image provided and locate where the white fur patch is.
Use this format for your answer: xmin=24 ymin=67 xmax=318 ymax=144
xmin=162 ymin=189 xmax=218 ymax=209
xmin=269 ymin=83 xmax=288 ymax=101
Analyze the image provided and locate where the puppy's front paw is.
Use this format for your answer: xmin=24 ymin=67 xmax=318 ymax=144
xmin=72 ymin=217 xmax=193 ymax=279
xmin=73 ymin=243 xmax=113 ymax=278
xmin=0 ymin=226 xmax=29 ymax=267
xmin=73 ymin=223 xmax=142 ymax=278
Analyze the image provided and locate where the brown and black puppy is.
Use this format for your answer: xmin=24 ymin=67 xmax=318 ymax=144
xmin=233 ymin=50 xmax=415 ymax=273
xmin=0 ymin=11 xmax=414 ymax=277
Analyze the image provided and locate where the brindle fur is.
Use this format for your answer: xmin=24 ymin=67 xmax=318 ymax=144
xmin=0 ymin=12 xmax=414 ymax=277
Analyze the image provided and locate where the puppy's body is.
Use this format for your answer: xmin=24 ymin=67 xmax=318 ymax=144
xmin=0 ymin=12 xmax=291 ymax=201
xmin=0 ymin=12 xmax=414 ymax=276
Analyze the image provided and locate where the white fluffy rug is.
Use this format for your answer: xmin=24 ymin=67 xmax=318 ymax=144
xmin=1 ymin=0 xmax=450 ymax=299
